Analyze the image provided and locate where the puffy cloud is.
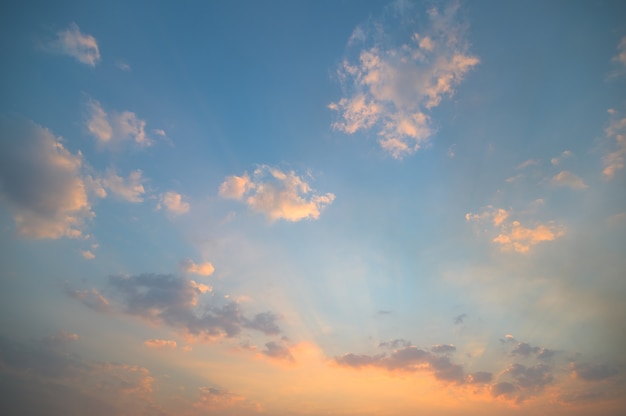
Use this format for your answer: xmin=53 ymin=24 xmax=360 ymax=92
xmin=329 ymin=3 xmax=478 ymax=158
xmin=603 ymin=112 xmax=626 ymax=179
xmin=47 ymin=23 xmax=100 ymax=66
xmin=551 ymin=171 xmax=587 ymax=190
xmin=144 ymin=339 xmax=177 ymax=349
xmin=431 ymin=344 xmax=456 ymax=354
xmin=181 ymin=259 xmax=215 ymax=276
xmin=82 ymin=250 xmax=96 ymax=260
xmin=219 ymin=165 xmax=334 ymax=222
xmin=502 ymin=363 xmax=553 ymax=399
xmin=158 ymin=191 xmax=190 ymax=215
xmin=86 ymin=99 xmax=152 ymax=148
xmin=467 ymin=371 xmax=493 ymax=384
xmin=261 ymin=341 xmax=295 ymax=362
xmin=491 ymin=381 xmax=517 ymax=398
xmin=466 ymin=206 xmax=564 ymax=253
xmin=0 ymin=117 xmax=93 ymax=239
xmin=71 ymin=273 xmax=282 ymax=341
xmin=102 ymin=169 xmax=145 ymax=203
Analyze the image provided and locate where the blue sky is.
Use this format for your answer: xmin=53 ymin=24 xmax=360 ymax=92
xmin=1 ymin=1 xmax=626 ymax=414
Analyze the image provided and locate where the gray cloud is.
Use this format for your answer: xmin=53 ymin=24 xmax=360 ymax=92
xmin=572 ymin=362 xmax=620 ymax=382
xmin=70 ymin=273 xmax=282 ymax=340
xmin=261 ymin=341 xmax=294 ymax=362
xmin=491 ymin=381 xmax=517 ymax=398
xmin=431 ymin=344 xmax=456 ymax=354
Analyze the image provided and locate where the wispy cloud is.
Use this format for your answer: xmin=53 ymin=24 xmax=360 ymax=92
xmin=551 ymin=150 xmax=572 ymax=166
xmin=466 ymin=206 xmax=564 ymax=253
xmin=158 ymin=191 xmax=190 ymax=215
xmin=86 ymin=99 xmax=152 ymax=148
xmin=144 ymin=339 xmax=177 ymax=349
xmin=329 ymin=2 xmax=479 ymax=158
xmin=551 ymin=170 xmax=587 ymax=190
xmin=603 ymin=110 xmax=626 ymax=179
xmin=46 ymin=23 xmax=100 ymax=66
xmin=219 ymin=165 xmax=335 ymax=222
xmin=611 ymin=36 xmax=626 ymax=75
xmin=0 ymin=117 xmax=94 ymax=239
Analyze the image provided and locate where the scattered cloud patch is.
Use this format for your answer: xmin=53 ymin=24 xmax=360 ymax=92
xmin=453 ymin=313 xmax=467 ymax=325
xmin=86 ymin=99 xmax=151 ymax=148
xmin=551 ymin=171 xmax=587 ymax=190
xmin=0 ymin=117 xmax=93 ymax=239
xmin=144 ymin=339 xmax=177 ymax=349
xmin=603 ymin=111 xmax=626 ymax=179
xmin=102 ymin=169 xmax=145 ymax=203
xmin=116 ymin=60 xmax=131 ymax=72
xmin=261 ymin=341 xmax=295 ymax=362
xmin=466 ymin=206 xmax=564 ymax=253
xmin=81 ymin=250 xmax=95 ymax=260
xmin=46 ymin=23 xmax=100 ymax=66
xmin=329 ymin=2 xmax=479 ymax=158
xmin=611 ymin=36 xmax=626 ymax=74
xmin=516 ymin=159 xmax=539 ymax=170
xmin=572 ymin=362 xmax=620 ymax=382
xmin=180 ymin=259 xmax=215 ymax=276
xmin=551 ymin=150 xmax=572 ymax=166
xmin=158 ymin=191 xmax=189 ymax=215
xmin=219 ymin=165 xmax=335 ymax=222
xmin=66 ymin=288 xmax=111 ymax=313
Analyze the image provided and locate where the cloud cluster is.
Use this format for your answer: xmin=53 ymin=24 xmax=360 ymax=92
xmin=335 ymin=340 xmax=489 ymax=384
xmin=219 ymin=165 xmax=335 ymax=222
xmin=603 ymin=110 xmax=626 ymax=179
xmin=158 ymin=191 xmax=190 ymax=215
xmin=181 ymin=259 xmax=215 ymax=276
xmin=0 ymin=117 xmax=94 ymax=239
xmin=466 ymin=206 xmax=564 ymax=253
xmin=329 ymin=2 xmax=479 ymax=158
xmin=71 ymin=273 xmax=281 ymax=341
xmin=47 ymin=23 xmax=100 ymax=66
xmin=86 ymin=99 xmax=152 ymax=148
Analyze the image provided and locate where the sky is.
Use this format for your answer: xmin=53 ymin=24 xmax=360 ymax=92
xmin=1 ymin=0 xmax=626 ymax=414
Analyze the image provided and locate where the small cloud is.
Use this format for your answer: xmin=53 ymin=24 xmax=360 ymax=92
xmin=42 ymin=331 xmax=79 ymax=345
xmin=467 ymin=206 xmax=564 ymax=253
xmin=181 ymin=259 xmax=215 ymax=276
xmin=603 ymin=112 xmax=626 ymax=179
xmin=431 ymin=344 xmax=456 ymax=354
xmin=219 ymin=165 xmax=335 ymax=222
xmin=152 ymin=129 xmax=166 ymax=137
xmin=611 ymin=36 xmax=626 ymax=74
xmin=467 ymin=371 xmax=493 ymax=384
xmin=551 ymin=171 xmax=587 ymax=190
xmin=66 ymin=288 xmax=110 ymax=313
xmin=81 ymin=250 xmax=95 ymax=260
xmin=572 ymin=362 xmax=620 ymax=381
xmin=551 ymin=150 xmax=572 ymax=166
xmin=144 ymin=339 xmax=177 ymax=349
xmin=102 ymin=169 xmax=145 ymax=203
xmin=453 ymin=313 xmax=467 ymax=325
xmin=516 ymin=159 xmax=539 ymax=170
xmin=46 ymin=23 xmax=100 ymax=66
xmin=116 ymin=60 xmax=131 ymax=71
xmin=261 ymin=341 xmax=294 ymax=362
xmin=86 ymin=99 xmax=152 ymax=148
xmin=158 ymin=191 xmax=190 ymax=215
xmin=491 ymin=381 xmax=517 ymax=398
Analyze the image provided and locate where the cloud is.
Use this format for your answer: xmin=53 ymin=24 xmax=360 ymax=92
xmin=219 ymin=165 xmax=335 ymax=222
xmin=551 ymin=150 xmax=572 ymax=166
xmin=261 ymin=341 xmax=295 ymax=362
xmin=466 ymin=206 xmax=564 ymax=253
xmin=491 ymin=381 xmax=517 ymax=398
xmin=572 ymin=362 xmax=620 ymax=381
xmin=467 ymin=371 xmax=493 ymax=383
xmin=82 ymin=250 xmax=96 ymax=260
xmin=116 ymin=61 xmax=131 ymax=72
xmin=612 ymin=36 xmax=626 ymax=72
xmin=603 ymin=111 xmax=626 ymax=179
xmin=453 ymin=313 xmax=467 ymax=324
xmin=86 ymin=99 xmax=152 ymax=148
xmin=144 ymin=339 xmax=177 ymax=349
xmin=516 ymin=159 xmax=539 ymax=170
xmin=158 ymin=191 xmax=190 ymax=215
xmin=431 ymin=344 xmax=456 ymax=354
xmin=335 ymin=343 xmax=473 ymax=384
xmin=70 ymin=273 xmax=282 ymax=341
xmin=329 ymin=2 xmax=479 ymax=158
xmin=47 ymin=23 xmax=100 ymax=66
xmin=192 ymin=386 xmax=262 ymax=414
xmin=102 ymin=169 xmax=145 ymax=202
xmin=502 ymin=363 xmax=553 ymax=399
xmin=66 ymin=288 xmax=111 ymax=313
xmin=0 ymin=117 xmax=94 ymax=239
xmin=551 ymin=171 xmax=587 ymax=190
xmin=42 ymin=331 xmax=79 ymax=346
xmin=181 ymin=259 xmax=215 ymax=276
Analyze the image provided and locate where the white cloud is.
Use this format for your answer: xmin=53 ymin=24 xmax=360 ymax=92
xmin=603 ymin=113 xmax=626 ymax=179
xmin=612 ymin=36 xmax=626 ymax=70
xmin=181 ymin=259 xmax=215 ymax=277
xmin=466 ymin=206 xmax=564 ymax=253
xmin=329 ymin=3 xmax=479 ymax=158
xmin=0 ymin=117 xmax=94 ymax=239
xmin=551 ymin=171 xmax=587 ymax=190
xmin=158 ymin=191 xmax=190 ymax=215
xmin=49 ymin=23 xmax=100 ymax=66
xmin=86 ymin=99 xmax=152 ymax=148
xmin=219 ymin=166 xmax=335 ymax=222
xmin=102 ymin=169 xmax=145 ymax=203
